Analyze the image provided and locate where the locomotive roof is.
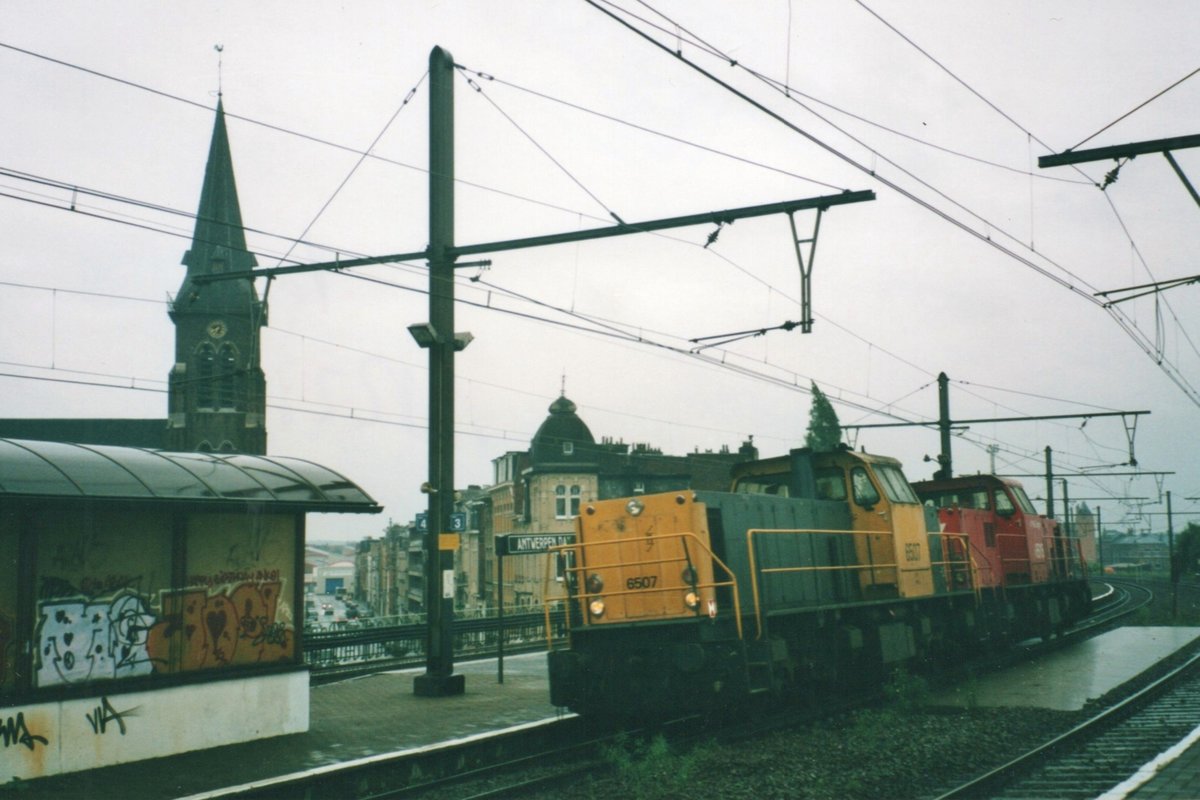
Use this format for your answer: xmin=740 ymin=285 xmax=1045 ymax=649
xmin=736 ymin=447 xmax=905 ymax=474
xmin=911 ymin=474 xmax=1026 ymax=492
xmin=0 ymin=437 xmax=381 ymax=513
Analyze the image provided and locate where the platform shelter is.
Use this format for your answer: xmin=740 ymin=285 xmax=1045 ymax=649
xmin=0 ymin=438 xmax=379 ymax=781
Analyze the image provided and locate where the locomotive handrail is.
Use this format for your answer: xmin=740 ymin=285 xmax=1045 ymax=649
xmin=543 ymin=532 xmax=744 ymax=645
xmin=746 ymin=527 xmax=901 ymax=640
xmin=927 ymin=531 xmax=977 ymax=593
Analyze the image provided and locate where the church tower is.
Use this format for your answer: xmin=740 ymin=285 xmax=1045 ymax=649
xmin=166 ymin=99 xmax=267 ymax=454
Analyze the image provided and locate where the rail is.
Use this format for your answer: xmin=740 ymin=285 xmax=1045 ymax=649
xmin=545 ymin=532 xmax=743 ymax=644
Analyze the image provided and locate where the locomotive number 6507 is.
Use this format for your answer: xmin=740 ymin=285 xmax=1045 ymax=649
xmin=625 ymin=576 xmax=658 ymax=590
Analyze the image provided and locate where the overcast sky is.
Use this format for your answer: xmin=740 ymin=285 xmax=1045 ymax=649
xmin=2 ymin=1 xmax=1198 ymax=541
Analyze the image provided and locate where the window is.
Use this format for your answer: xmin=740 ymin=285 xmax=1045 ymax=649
xmin=196 ymin=343 xmax=216 ymax=408
xmin=633 ymin=481 xmax=646 ymax=494
xmin=874 ymin=465 xmax=919 ymax=504
xmin=562 ymin=441 xmax=574 ymax=456
xmin=217 ymin=343 xmax=238 ymax=409
xmin=555 ymin=485 xmax=567 ymax=518
xmin=993 ymin=489 xmax=1015 ymax=517
xmin=1010 ymin=485 xmax=1038 ymax=514
xmin=851 ymin=467 xmax=880 ymax=507
xmin=570 ymin=485 xmax=581 ymax=516
xmin=814 ymin=468 xmax=846 ymax=500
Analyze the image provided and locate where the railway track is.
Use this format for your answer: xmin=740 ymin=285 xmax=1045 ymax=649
xmin=931 ymin=648 xmax=1200 ymax=799
xmin=210 ymin=580 xmax=1161 ymax=799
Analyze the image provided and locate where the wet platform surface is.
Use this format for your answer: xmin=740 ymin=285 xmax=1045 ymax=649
xmin=16 ymin=652 xmax=561 ymax=800
xmin=929 ymin=626 xmax=1200 ymax=711
xmin=16 ymin=627 xmax=1200 ymax=799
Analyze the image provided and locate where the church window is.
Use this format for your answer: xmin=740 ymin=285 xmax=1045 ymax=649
xmin=195 ymin=343 xmax=216 ymax=409
xmin=217 ymin=343 xmax=238 ymax=409
xmin=569 ymin=485 xmax=581 ymax=516
xmin=563 ymin=441 xmax=574 ymax=456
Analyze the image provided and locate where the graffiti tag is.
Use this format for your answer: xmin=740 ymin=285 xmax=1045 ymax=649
xmin=0 ymin=713 xmax=48 ymax=751
xmin=86 ymin=696 xmax=130 ymax=736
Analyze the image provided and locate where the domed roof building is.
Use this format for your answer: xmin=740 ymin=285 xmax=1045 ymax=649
xmin=486 ymin=394 xmax=758 ymax=608
xmin=530 ymin=394 xmax=598 ymax=465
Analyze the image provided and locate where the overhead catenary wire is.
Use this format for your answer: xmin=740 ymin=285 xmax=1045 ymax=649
xmin=0 ymin=25 xmax=1180 ymax=491
xmin=1071 ymin=65 xmax=1200 ymax=151
xmin=590 ymin=0 xmax=1200 ymax=410
xmin=0 ymin=38 xmax=1099 ymax=422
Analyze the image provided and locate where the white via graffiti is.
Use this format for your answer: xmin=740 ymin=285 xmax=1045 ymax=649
xmin=36 ymin=592 xmax=156 ymax=687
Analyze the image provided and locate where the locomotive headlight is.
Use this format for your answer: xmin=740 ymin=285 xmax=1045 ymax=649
xmin=586 ymin=573 xmax=604 ymax=593
xmin=684 ymin=591 xmax=700 ymax=609
xmin=588 ymin=598 xmax=606 ymax=617
xmin=625 ymin=498 xmax=645 ymax=517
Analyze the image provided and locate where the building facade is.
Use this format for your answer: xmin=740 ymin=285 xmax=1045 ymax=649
xmin=354 ymin=395 xmax=758 ymax=615
xmin=487 ymin=394 xmax=756 ymax=609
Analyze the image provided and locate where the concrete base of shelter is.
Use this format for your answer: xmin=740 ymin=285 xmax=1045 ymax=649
xmin=0 ymin=669 xmax=309 ymax=782
xmin=929 ymin=626 xmax=1200 ymax=711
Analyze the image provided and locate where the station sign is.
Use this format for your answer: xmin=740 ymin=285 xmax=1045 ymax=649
xmin=497 ymin=533 xmax=575 ymax=556
xmin=415 ymin=511 xmax=466 ymax=533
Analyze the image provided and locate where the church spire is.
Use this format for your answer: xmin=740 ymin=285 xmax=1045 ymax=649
xmin=174 ymin=99 xmax=258 ymax=315
xmin=166 ymin=98 xmax=267 ymax=455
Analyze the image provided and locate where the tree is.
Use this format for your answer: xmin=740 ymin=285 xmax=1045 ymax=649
xmin=805 ymin=382 xmax=842 ymax=452
xmin=1176 ymin=522 xmax=1200 ymax=578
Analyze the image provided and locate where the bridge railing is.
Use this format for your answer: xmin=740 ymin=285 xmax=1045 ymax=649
xmin=302 ymin=608 xmax=567 ymax=677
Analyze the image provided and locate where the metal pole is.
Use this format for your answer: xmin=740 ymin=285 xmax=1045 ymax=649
xmin=496 ymin=546 xmax=505 ymax=684
xmin=1097 ymin=507 xmax=1104 ymax=574
xmin=415 ymin=45 xmax=464 ymax=697
xmin=1044 ymin=447 xmax=1055 ymax=519
xmin=1061 ymin=479 xmax=1071 ymax=580
xmin=1168 ymin=490 xmax=1177 ymax=619
xmin=936 ymin=372 xmax=952 ymax=479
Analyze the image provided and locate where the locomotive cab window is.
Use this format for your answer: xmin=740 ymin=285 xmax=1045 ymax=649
xmin=735 ymin=477 xmax=789 ymax=496
xmin=993 ymin=489 xmax=1015 ymax=517
xmin=1011 ymin=485 xmax=1038 ymax=514
xmin=851 ymin=467 xmax=880 ymax=508
xmin=874 ymin=464 xmax=919 ymax=504
xmin=814 ymin=468 xmax=846 ymax=500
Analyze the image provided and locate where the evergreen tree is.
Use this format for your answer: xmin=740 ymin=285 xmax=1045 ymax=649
xmin=805 ymin=382 xmax=842 ymax=452
xmin=1176 ymin=522 xmax=1200 ymax=578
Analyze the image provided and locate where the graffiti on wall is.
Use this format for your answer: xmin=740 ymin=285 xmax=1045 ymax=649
xmin=146 ymin=581 xmax=292 ymax=671
xmin=34 ymin=581 xmax=292 ymax=686
xmin=35 ymin=592 xmax=155 ymax=687
xmin=86 ymin=696 xmax=132 ymax=736
xmin=0 ymin=713 xmax=47 ymax=751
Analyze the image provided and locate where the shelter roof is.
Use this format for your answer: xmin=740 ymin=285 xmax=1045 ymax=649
xmin=0 ymin=438 xmax=380 ymax=513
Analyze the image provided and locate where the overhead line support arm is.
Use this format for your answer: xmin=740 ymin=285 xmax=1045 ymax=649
xmin=194 ymin=191 xmax=875 ymax=285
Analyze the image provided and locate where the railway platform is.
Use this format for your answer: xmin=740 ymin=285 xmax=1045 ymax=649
xmin=10 ymin=652 xmax=562 ymax=800
xmin=1101 ymin=724 xmax=1200 ymax=799
xmin=928 ymin=626 xmax=1200 ymax=711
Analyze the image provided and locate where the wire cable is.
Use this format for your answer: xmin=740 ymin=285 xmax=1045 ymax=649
xmin=1072 ymin=65 xmax=1200 ymax=151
